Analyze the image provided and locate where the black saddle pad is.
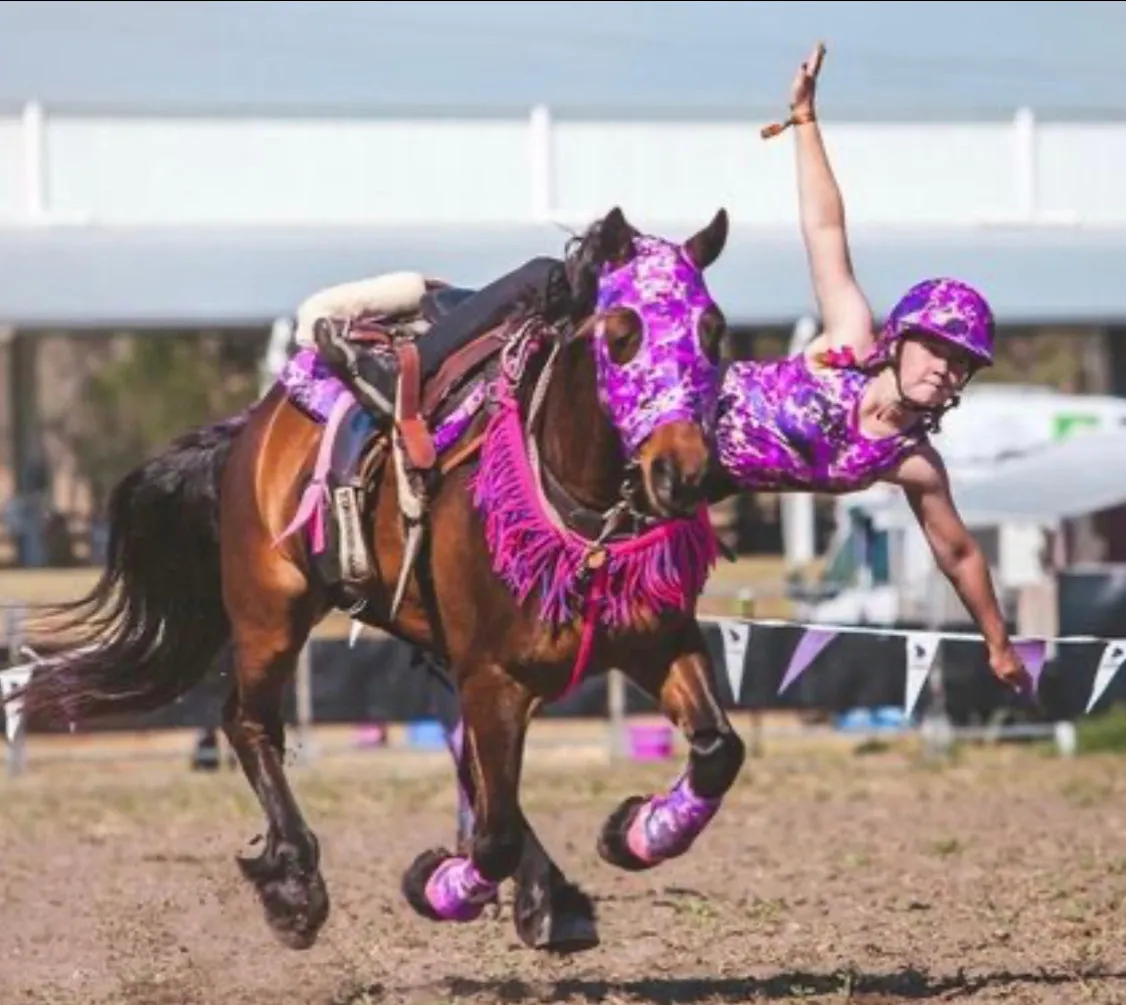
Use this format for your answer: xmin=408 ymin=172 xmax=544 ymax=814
xmin=420 ymin=286 xmax=477 ymax=323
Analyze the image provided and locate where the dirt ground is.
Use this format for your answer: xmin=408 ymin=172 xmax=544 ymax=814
xmin=3 ymin=728 xmax=1126 ymax=1005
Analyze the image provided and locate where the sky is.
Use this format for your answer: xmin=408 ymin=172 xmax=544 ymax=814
xmin=0 ymin=1 xmax=1122 ymax=116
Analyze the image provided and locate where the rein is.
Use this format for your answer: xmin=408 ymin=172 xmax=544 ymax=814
xmin=524 ymin=315 xmax=657 ymax=540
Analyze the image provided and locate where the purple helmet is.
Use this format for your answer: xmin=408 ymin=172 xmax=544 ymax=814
xmin=867 ymin=277 xmax=995 ymax=371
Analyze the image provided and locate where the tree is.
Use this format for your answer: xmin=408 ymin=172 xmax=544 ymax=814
xmin=64 ymin=331 xmax=263 ymax=508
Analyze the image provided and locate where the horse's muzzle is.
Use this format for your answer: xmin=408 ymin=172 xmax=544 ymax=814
xmin=647 ymin=453 xmax=707 ymax=517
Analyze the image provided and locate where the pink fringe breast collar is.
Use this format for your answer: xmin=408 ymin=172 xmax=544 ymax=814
xmin=469 ymin=385 xmax=719 ymax=653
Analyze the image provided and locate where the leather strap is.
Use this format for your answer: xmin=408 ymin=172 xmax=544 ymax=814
xmin=440 ymin=431 xmax=486 ymax=475
xmin=421 ymin=329 xmax=509 ymax=415
xmin=394 ymin=342 xmax=437 ymax=471
xmin=538 ymin=459 xmax=626 ymax=541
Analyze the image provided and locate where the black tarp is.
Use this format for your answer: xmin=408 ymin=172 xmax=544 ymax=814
xmin=9 ymin=565 xmax=1126 ymax=735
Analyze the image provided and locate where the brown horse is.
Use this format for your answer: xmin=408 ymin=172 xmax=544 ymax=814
xmin=8 ymin=206 xmax=746 ymax=954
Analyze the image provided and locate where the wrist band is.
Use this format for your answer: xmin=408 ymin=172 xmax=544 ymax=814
xmin=760 ymin=109 xmax=817 ymax=140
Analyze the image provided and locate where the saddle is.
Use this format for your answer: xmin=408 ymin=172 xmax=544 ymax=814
xmin=295 ymin=272 xmax=528 ymax=618
xmin=312 ymin=281 xmax=509 ymax=471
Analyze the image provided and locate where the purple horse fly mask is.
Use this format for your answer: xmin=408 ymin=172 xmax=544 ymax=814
xmin=589 ymin=209 xmax=730 ymax=460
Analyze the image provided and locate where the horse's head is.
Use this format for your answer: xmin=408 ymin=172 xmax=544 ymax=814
xmin=569 ymin=206 xmax=729 ymax=519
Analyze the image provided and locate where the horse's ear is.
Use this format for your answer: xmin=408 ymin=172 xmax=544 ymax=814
xmin=597 ymin=206 xmax=636 ymax=267
xmin=684 ymin=208 xmax=729 ymax=271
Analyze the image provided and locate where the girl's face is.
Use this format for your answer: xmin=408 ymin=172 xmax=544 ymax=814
xmin=896 ymin=332 xmax=972 ymax=407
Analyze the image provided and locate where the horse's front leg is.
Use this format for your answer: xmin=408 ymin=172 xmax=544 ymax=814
xmin=444 ymin=717 xmax=598 ymax=952
xmin=598 ymin=621 xmax=746 ymax=870
xmin=402 ymin=665 xmax=533 ymax=922
xmin=510 ymin=811 xmax=600 ymax=952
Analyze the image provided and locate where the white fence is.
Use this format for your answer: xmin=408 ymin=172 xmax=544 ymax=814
xmin=2 ymin=102 xmax=1126 ymax=229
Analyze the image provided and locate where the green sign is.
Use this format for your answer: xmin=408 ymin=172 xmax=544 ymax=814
xmin=1053 ymin=413 xmax=1100 ymax=440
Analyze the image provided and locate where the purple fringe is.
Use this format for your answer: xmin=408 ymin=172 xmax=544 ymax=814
xmin=469 ymin=390 xmax=719 ymax=630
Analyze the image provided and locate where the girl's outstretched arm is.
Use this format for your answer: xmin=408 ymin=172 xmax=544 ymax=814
xmin=776 ymin=43 xmax=875 ymax=357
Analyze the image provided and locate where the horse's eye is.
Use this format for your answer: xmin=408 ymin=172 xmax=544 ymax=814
xmin=699 ymin=307 xmax=726 ymax=364
xmin=604 ymin=310 xmax=642 ymax=365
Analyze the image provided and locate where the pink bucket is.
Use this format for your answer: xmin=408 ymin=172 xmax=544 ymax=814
xmin=355 ymin=722 xmax=388 ymax=749
xmin=628 ymin=723 xmax=674 ymax=761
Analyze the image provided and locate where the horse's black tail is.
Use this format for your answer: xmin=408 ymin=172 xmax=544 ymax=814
xmin=7 ymin=411 xmax=249 ymax=728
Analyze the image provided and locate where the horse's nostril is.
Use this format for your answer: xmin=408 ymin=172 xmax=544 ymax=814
xmin=650 ymin=455 xmax=673 ymax=489
xmin=649 ymin=454 xmax=707 ymax=516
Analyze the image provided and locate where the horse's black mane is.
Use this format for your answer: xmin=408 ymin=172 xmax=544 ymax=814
xmin=499 ymin=213 xmax=615 ymax=340
xmin=562 ymin=214 xmax=617 ymax=319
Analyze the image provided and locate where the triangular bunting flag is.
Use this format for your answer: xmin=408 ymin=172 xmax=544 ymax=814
xmin=718 ymin=619 xmax=751 ymax=702
xmin=778 ymin=627 xmax=838 ymax=695
xmin=1014 ymin=638 xmax=1048 ymax=696
xmin=1086 ymin=639 xmax=1126 ymax=713
xmin=0 ymin=666 xmax=33 ymax=745
xmin=904 ymin=632 xmax=942 ymax=717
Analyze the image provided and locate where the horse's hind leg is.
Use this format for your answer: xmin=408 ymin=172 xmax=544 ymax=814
xmin=402 ymin=666 xmax=533 ymax=924
xmin=598 ymin=621 xmax=746 ymax=871
xmin=447 ymin=717 xmax=599 ymax=952
xmin=223 ymin=603 xmax=329 ymax=950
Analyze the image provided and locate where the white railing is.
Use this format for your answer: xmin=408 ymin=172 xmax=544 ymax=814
xmin=2 ymin=102 xmax=1125 ymax=229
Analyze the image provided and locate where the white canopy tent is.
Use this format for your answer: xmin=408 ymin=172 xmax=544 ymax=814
xmin=876 ymin=427 xmax=1126 ymax=530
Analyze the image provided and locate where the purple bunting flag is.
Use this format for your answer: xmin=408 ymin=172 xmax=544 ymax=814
xmin=778 ymin=627 xmax=839 ymax=695
xmin=1013 ymin=638 xmax=1048 ymax=696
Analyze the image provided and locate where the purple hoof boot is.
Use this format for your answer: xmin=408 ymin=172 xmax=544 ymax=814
xmin=626 ymin=774 xmax=722 ymax=866
xmin=424 ymin=856 xmax=499 ymax=922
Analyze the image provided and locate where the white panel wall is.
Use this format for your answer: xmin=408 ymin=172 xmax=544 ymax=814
xmin=0 ymin=111 xmax=31 ymax=219
xmin=44 ymin=115 xmax=531 ymax=224
xmin=552 ymin=120 xmax=1018 ymax=226
xmin=0 ymin=103 xmax=1121 ymax=228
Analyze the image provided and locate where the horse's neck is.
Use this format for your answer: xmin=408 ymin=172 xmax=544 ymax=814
xmin=534 ymin=338 xmax=624 ymax=511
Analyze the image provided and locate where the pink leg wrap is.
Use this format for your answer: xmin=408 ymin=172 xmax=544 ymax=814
xmin=423 ymin=856 xmax=498 ymax=922
xmin=626 ymin=773 xmax=723 ymax=865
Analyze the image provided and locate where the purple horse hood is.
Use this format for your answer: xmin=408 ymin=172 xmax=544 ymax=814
xmin=593 ymin=235 xmax=721 ymax=455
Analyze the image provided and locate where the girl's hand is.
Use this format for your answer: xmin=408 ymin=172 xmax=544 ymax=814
xmin=788 ymin=42 xmax=826 ymax=117
xmin=989 ymin=643 xmax=1034 ymax=697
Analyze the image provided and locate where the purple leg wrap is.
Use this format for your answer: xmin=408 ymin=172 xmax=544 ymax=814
xmin=626 ymin=773 xmax=722 ymax=865
xmin=424 ymin=856 xmax=498 ymax=922
xmin=445 ymin=719 xmax=475 ymax=841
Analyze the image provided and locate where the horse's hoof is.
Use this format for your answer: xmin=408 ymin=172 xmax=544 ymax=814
xmin=597 ymin=795 xmax=657 ymax=872
xmin=514 ymin=879 xmax=600 ymax=954
xmin=401 ymin=847 xmax=498 ymax=923
xmin=237 ymin=846 xmax=330 ymax=950
xmin=401 ymin=847 xmax=454 ymax=921
xmin=520 ymin=910 xmax=601 ymax=954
